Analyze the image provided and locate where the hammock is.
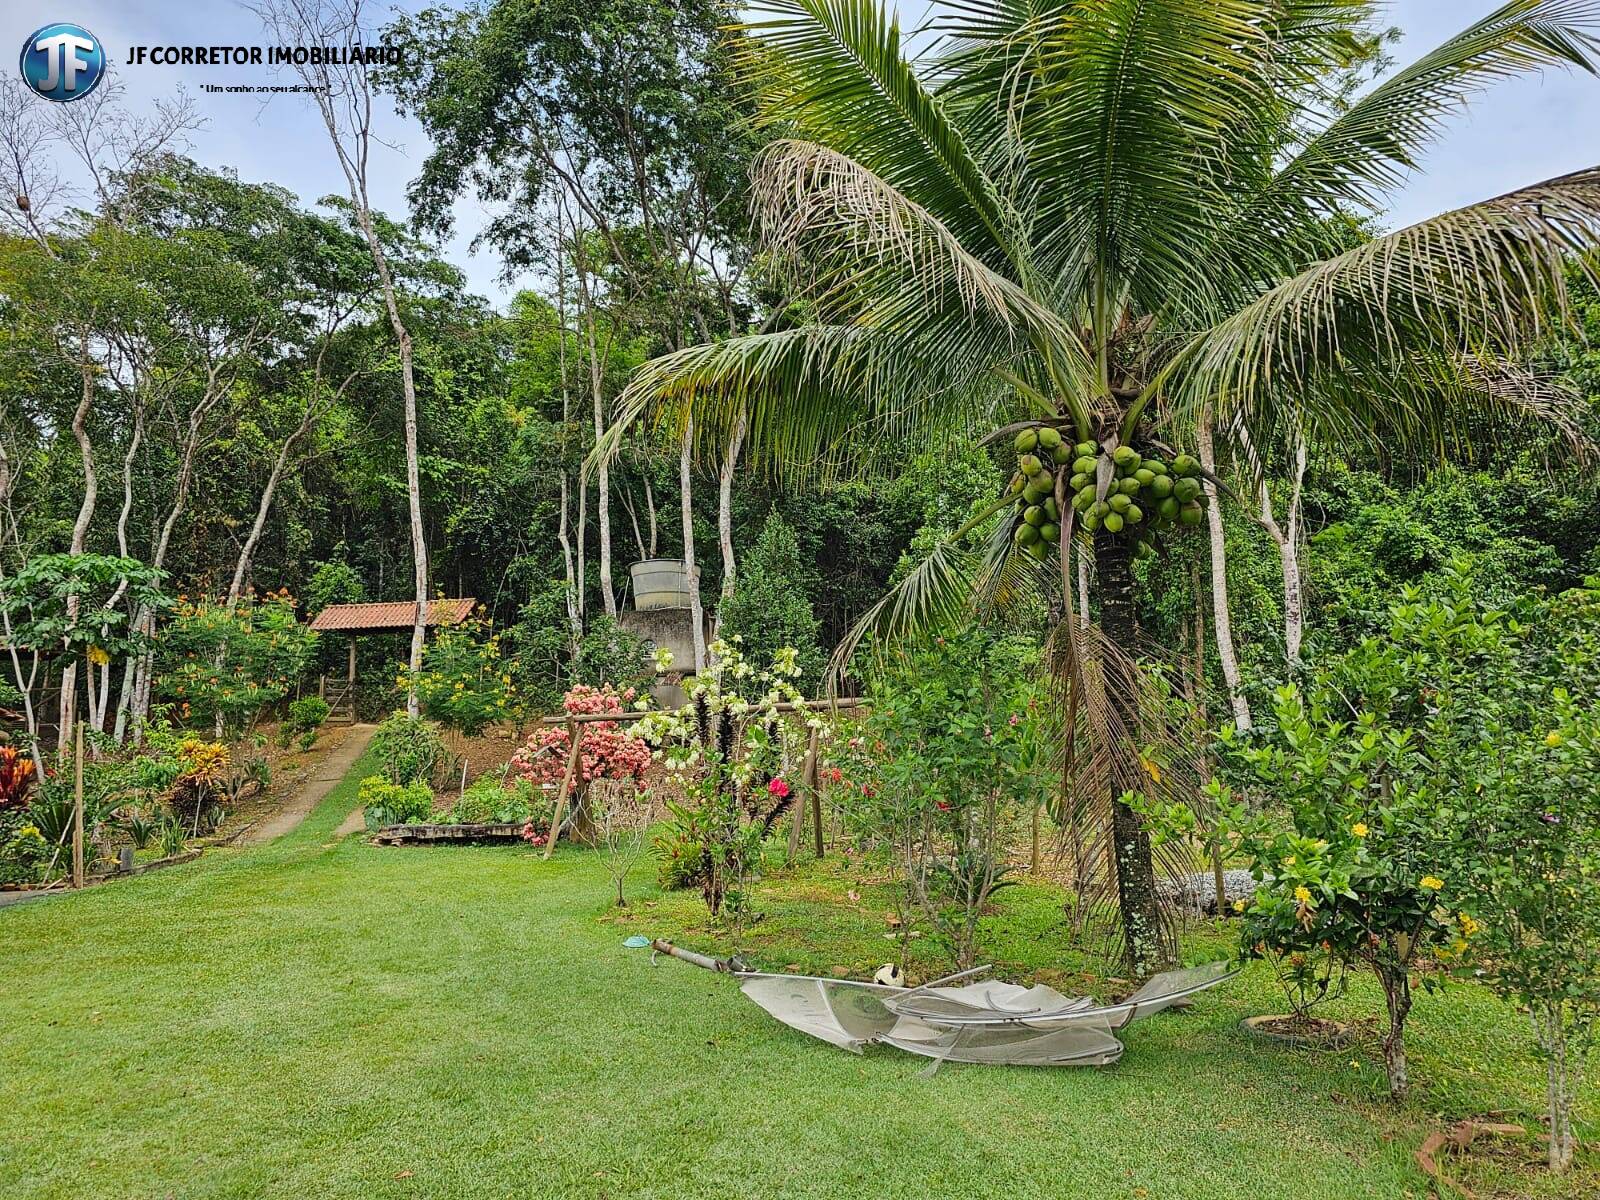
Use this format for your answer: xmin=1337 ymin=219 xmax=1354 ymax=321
xmin=643 ymin=939 xmax=1235 ymax=1072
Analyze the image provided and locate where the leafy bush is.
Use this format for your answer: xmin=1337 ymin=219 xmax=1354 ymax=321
xmin=359 ymin=775 xmax=435 ymax=830
xmin=509 ymin=685 xmax=651 ymax=790
xmin=0 ymin=745 xmax=38 ymax=811
xmin=718 ymin=510 xmax=824 ymax=685
xmin=166 ymin=738 xmax=232 ymax=835
xmin=399 ymin=613 xmax=519 ymax=735
xmin=572 ymin=616 xmax=653 ymax=694
xmin=159 ymin=592 xmax=318 ymax=736
xmin=839 ymin=629 xmax=1049 ymax=969
xmin=443 ymin=774 xmax=539 ymax=826
xmin=371 ymin=712 xmax=446 ymax=785
xmin=286 ymin=696 xmax=330 ymax=736
xmin=0 ymin=812 xmax=47 ymax=885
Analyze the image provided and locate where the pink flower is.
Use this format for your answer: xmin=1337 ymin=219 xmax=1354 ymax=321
xmin=1008 ymin=713 xmax=1021 ymax=726
xmin=768 ymin=778 xmax=791 ymax=799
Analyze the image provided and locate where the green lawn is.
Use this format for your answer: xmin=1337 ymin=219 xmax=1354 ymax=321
xmin=1 ymin=753 xmax=1592 ymax=1199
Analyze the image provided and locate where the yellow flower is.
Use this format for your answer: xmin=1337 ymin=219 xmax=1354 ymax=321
xmin=87 ymin=645 xmax=110 ymax=667
xmin=1294 ymin=885 xmax=1312 ymax=904
xmin=1421 ymin=875 xmax=1444 ymax=891
xmin=1458 ymin=913 xmax=1479 ymax=937
xmin=1283 ymin=855 xmax=1296 ymax=867
xmin=1545 ymin=731 xmax=1564 ymax=747
xmin=1351 ymin=822 xmax=1368 ymax=837
xmin=1232 ymin=899 xmax=1246 ymax=913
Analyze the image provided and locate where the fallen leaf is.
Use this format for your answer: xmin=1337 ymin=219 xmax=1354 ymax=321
xmin=394 ymin=1170 xmax=413 ymax=1180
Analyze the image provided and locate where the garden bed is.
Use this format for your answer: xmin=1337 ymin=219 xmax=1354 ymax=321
xmin=370 ymin=821 xmax=528 ymax=845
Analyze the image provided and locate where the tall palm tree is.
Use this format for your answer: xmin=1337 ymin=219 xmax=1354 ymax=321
xmin=604 ymin=0 xmax=1600 ymax=975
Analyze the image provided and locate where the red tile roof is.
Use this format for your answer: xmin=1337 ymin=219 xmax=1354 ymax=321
xmin=309 ymin=598 xmax=477 ymax=633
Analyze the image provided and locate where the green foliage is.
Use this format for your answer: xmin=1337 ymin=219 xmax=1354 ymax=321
xmin=0 ymin=811 xmax=48 ymax=886
xmin=718 ymin=510 xmax=824 ymax=685
xmin=159 ymin=594 xmax=318 ymax=737
xmin=572 ymin=616 xmax=653 ymax=694
xmin=303 ymin=554 xmax=365 ymax=617
xmin=286 ymin=696 xmax=330 ymax=736
xmin=838 ymin=628 xmax=1050 ymax=969
xmin=442 ymin=774 xmax=539 ymax=826
xmin=370 ymin=712 xmax=446 ymax=786
xmin=359 ymin=775 xmax=436 ymax=831
xmin=401 ymin=614 xmax=518 ymax=735
xmin=0 ymin=553 xmax=166 ymax=660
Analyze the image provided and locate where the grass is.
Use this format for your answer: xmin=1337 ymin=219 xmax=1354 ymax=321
xmin=0 ymin=754 xmax=1593 ymax=1199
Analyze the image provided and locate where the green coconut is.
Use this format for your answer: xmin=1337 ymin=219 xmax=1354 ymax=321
xmin=1112 ymin=446 xmax=1141 ymax=469
xmin=1093 ymin=499 xmax=1112 ymax=518
xmin=1015 ymin=428 xmax=1039 ymax=454
xmin=1026 ymin=539 xmax=1049 ymax=561
xmin=1134 ymin=468 xmax=1155 ymax=486
xmin=1179 ymin=502 xmax=1204 ymax=526
xmin=1015 ymin=523 xmax=1040 ymax=546
xmin=1143 ymin=459 xmax=1168 ymax=475
xmin=1039 ymin=522 xmax=1059 ymax=543
xmin=1173 ymin=453 xmax=1199 ymax=477
xmin=1150 ymin=475 xmax=1174 ymax=499
xmin=1083 ymin=511 xmax=1102 ymax=532
xmin=1119 ymin=478 xmax=1142 ymax=496
xmin=1174 ymin=477 xmax=1201 ymax=504
xmin=1075 ymin=441 xmax=1098 ymax=458
xmin=1024 ymin=505 xmax=1046 ymax=527
xmin=1072 ymin=455 xmax=1098 ymax=476
xmin=1158 ymin=496 xmax=1180 ymax=520
xmin=1124 ymin=503 xmax=1144 ymax=524
xmin=1019 ymin=454 xmax=1043 ymax=476
xmin=1051 ymin=444 xmax=1074 ymax=464
xmin=1043 ymin=497 xmax=1060 ymax=521
xmin=1037 ymin=427 xmax=1062 ymax=450
xmin=1103 ymin=512 xmax=1125 ymax=534
xmin=1109 ymin=493 xmax=1133 ymax=514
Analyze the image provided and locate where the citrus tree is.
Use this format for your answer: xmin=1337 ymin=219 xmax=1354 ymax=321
xmin=605 ymin=0 xmax=1600 ymax=975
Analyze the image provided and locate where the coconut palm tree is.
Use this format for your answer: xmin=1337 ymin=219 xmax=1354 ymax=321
xmin=604 ymin=0 xmax=1600 ymax=975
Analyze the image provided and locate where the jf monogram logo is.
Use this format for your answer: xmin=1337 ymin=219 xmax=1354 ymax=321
xmin=19 ymin=23 xmax=106 ymax=103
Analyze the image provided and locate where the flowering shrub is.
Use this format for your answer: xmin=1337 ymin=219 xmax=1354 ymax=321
xmin=398 ymin=613 xmax=520 ymax=735
xmin=509 ymin=685 xmax=651 ymax=790
xmin=638 ymin=639 xmax=813 ymax=922
xmin=160 ymin=591 xmax=318 ymax=736
xmin=838 ymin=629 xmax=1049 ymax=970
xmin=167 ymin=737 xmax=232 ymax=834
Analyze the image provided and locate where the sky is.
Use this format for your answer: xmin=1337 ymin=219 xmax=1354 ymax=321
xmin=8 ymin=1 xmax=1600 ymax=307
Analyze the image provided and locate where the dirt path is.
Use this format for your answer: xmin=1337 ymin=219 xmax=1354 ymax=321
xmin=237 ymin=723 xmax=375 ymax=845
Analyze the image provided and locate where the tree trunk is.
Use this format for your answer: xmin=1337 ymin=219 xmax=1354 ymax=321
xmin=1092 ymin=533 xmax=1166 ymax=979
xmin=1534 ymin=1003 xmax=1577 ymax=1172
xmin=1195 ymin=420 xmax=1251 ymax=731
xmin=1237 ymin=423 xmax=1307 ymax=664
xmin=1376 ymin=962 xmax=1412 ymax=1099
xmin=717 ymin=406 xmax=747 ymax=608
xmin=680 ymin=416 xmax=707 ymax=671
xmin=59 ymin=332 xmax=98 ymax=759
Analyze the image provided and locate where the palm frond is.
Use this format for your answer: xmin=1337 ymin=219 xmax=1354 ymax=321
xmin=1169 ymin=167 xmax=1600 ymax=451
xmin=742 ymin=0 xmax=1019 ymax=271
xmin=1266 ymin=0 xmax=1600 ymax=215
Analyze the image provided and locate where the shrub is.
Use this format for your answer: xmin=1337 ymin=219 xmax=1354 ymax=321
xmin=359 ymin=775 xmax=435 ymax=830
xmin=839 ymin=629 xmax=1049 ymax=970
xmin=399 ymin=613 xmax=519 ymax=735
xmin=0 ymin=813 xmax=47 ymax=885
xmin=509 ymin=686 xmax=651 ymax=791
xmin=446 ymin=774 xmax=539 ymax=825
xmin=371 ymin=712 xmax=446 ymax=785
xmin=286 ymin=696 xmax=330 ymax=736
xmin=572 ymin=616 xmax=653 ymax=694
xmin=0 ymin=745 xmax=38 ymax=811
xmin=166 ymin=738 xmax=231 ymax=835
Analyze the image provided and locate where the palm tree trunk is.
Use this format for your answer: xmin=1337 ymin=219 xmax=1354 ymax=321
xmin=1196 ymin=420 xmax=1252 ymax=731
xmin=1092 ymin=532 xmax=1165 ymax=978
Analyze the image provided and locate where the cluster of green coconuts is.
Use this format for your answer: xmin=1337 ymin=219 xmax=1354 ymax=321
xmin=1007 ymin=426 xmax=1209 ymax=561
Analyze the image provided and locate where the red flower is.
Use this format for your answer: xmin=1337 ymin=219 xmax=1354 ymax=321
xmin=768 ymin=777 xmax=791 ymax=799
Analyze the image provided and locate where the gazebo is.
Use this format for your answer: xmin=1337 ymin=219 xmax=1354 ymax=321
xmin=309 ymin=598 xmax=476 ymax=718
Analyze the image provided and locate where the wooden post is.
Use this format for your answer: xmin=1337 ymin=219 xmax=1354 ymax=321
xmin=72 ymin=723 xmax=84 ymax=889
xmin=543 ymin=716 xmax=584 ymax=860
xmin=787 ymin=726 xmax=821 ymax=865
xmin=806 ymin=725 xmax=824 ymax=858
xmin=1031 ymin=803 xmax=1041 ymax=875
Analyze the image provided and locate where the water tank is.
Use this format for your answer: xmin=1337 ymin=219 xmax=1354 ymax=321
xmin=629 ymin=558 xmax=693 ymax=611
